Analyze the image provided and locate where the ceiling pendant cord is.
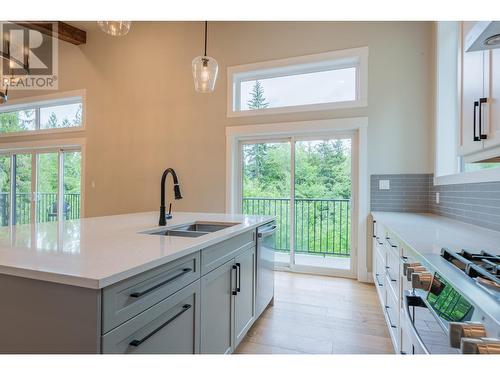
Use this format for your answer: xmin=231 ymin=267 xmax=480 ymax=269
xmin=204 ymin=21 xmax=208 ymax=57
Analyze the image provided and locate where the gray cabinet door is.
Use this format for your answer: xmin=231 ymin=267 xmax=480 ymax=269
xmin=200 ymin=259 xmax=235 ymax=354
xmin=101 ymin=280 xmax=201 ymax=354
xmin=234 ymin=245 xmax=256 ymax=347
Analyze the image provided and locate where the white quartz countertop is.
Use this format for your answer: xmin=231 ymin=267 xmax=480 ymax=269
xmin=371 ymin=211 xmax=500 ymax=322
xmin=371 ymin=211 xmax=500 ymax=256
xmin=0 ymin=212 xmax=274 ymax=289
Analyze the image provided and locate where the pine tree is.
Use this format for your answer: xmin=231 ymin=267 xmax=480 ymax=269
xmin=247 ymin=80 xmax=269 ymax=109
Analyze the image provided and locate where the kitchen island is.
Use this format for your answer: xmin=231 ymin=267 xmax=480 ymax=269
xmin=0 ymin=212 xmax=275 ymax=354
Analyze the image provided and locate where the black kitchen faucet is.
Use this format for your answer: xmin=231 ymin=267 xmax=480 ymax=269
xmin=159 ymin=168 xmax=182 ymax=226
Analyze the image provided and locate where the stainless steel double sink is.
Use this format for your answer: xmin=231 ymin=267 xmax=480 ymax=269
xmin=142 ymin=221 xmax=239 ymax=238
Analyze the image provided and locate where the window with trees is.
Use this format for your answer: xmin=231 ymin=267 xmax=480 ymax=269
xmin=227 ymin=47 xmax=368 ymax=117
xmin=0 ymin=96 xmax=83 ymax=135
xmin=0 ymin=93 xmax=84 ymax=226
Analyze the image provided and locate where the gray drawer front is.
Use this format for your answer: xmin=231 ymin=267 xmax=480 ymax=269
xmin=102 ymin=252 xmax=200 ymax=333
xmin=201 ymin=231 xmax=255 ymax=275
xmin=102 ymin=280 xmax=201 ymax=354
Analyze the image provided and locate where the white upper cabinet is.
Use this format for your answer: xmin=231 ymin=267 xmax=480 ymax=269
xmin=460 ymin=21 xmax=488 ymax=156
xmin=484 ymin=49 xmax=500 ymax=151
xmin=435 ymin=21 xmax=500 ymax=183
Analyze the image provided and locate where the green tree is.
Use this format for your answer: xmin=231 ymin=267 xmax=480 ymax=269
xmin=247 ymin=80 xmax=269 ymax=109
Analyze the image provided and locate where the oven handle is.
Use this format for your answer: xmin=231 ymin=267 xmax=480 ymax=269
xmin=403 ymin=291 xmax=430 ymax=355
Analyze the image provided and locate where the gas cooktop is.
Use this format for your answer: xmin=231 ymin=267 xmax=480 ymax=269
xmin=441 ymin=249 xmax=500 ymax=295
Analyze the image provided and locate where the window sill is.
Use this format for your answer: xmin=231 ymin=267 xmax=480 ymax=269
xmin=227 ymin=99 xmax=367 ymax=118
xmin=0 ymin=126 xmax=85 ymax=140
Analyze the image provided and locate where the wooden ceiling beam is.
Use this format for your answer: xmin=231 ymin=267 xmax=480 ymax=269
xmin=14 ymin=21 xmax=86 ymax=45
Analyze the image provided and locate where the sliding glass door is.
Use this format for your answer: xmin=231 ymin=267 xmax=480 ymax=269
xmin=0 ymin=149 xmax=82 ymax=227
xmin=240 ymin=135 xmax=354 ymax=275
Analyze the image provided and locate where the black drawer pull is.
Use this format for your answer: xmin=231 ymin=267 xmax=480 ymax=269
xmin=375 ymin=273 xmax=383 ymax=287
xmin=372 ymin=220 xmax=376 ymax=238
xmin=129 ymin=304 xmax=191 ymax=347
xmin=386 ymin=238 xmax=397 ymax=248
xmin=385 ymin=305 xmax=397 ymax=328
xmin=130 ymin=268 xmax=192 ymax=298
xmin=385 ymin=268 xmax=397 ymax=282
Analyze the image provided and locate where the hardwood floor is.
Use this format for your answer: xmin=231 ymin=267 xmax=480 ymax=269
xmin=235 ymin=271 xmax=394 ymax=354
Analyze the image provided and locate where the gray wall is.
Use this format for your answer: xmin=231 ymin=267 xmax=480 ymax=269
xmin=371 ymin=174 xmax=500 ymax=232
xmin=370 ymin=174 xmax=431 ymax=212
xmin=430 ymin=181 xmax=500 ymax=232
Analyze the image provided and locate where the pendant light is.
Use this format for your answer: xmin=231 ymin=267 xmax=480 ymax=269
xmin=98 ymin=21 xmax=131 ymax=37
xmin=192 ymin=21 xmax=218 ymax=93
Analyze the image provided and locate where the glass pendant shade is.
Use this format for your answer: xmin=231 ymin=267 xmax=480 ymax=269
xmin=192 ymin=56 xmax=218 ymax=93
xmin=98 ymin=21 xmax=131 ymax=37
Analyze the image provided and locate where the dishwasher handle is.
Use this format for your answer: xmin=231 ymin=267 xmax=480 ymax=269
xmin=258 ymin=225 xmax=277 ymax=238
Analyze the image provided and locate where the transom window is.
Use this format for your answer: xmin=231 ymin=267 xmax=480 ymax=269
xmin=0 ymin=95 xmax=83 ymax=135
xmin=227 ymin=47 xmax=368 ymax=117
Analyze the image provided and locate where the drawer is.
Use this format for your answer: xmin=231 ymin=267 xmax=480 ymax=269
xmin=102 ymin=252 xmax=200 ymax=333
xmin=374 ymin=249 xmax=386 ymax=298
xmin=201 ymin=230 xmax=255 ymax=275
xmin=102 ymin=280 xmax=201 ymax=354
xmin=385 ymin=247 xmax=400 ymax=302
xmin=384 ymin=289 xmax=399 ymax=344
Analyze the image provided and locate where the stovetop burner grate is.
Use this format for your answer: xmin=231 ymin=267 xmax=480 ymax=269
xmin=441 ymin=248 xmax=500 ymax=286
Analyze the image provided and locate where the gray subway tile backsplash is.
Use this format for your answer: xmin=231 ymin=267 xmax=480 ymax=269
xmin=371 ymin=173 xmax=500 ymax=231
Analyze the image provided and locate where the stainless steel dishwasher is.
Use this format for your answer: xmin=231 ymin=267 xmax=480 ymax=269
xmin=256 ymin=222 xmax=276 ymax=317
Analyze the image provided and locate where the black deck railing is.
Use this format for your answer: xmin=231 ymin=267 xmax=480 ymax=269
xmin=0 ymin=192 xmax=81 ymax=226
xmin=242 ymin=197 xmax=350 ymax=256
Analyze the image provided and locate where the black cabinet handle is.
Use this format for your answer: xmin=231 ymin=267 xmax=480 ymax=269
xmin=232 ymin=265 xmax=238 ymax=295
xmin=386 ymin=238 xmax=397 ymax=248
xmin=385 ymin=305 xmax=397 ymax=328
xmin=130 ymin=268 xmax=192 ymax=298
xmin=372 ymin=220 xmax=376 ymax=238
xmin=385 ymin=268 xmax=397 ymax=282
xmin=479 ymin=97 xmax=488 ymax=140
xmin=236 ymin=263 xmax=241 ymax=292
xmin=375 ymin=273 xmax=383 ymax=287
xmin=129 ymin=304 xmax=191 ymax=347
xmin=474 ymin=101 xmax=480 ymax=141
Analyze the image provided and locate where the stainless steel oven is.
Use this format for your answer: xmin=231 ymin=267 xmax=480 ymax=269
xmin=402 ymin=273 xmax=474 ymax=354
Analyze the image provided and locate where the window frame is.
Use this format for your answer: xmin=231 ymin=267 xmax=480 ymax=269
xmin=0 ymin=138 xmax=86 ymax=222
xmin=0 ymin=89 xmax=86 ymax=138
xmin=227 ymin=47 xmax=368 ymax=118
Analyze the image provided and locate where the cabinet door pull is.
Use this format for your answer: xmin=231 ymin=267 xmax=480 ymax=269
xmin=375 ymin=273 xmax=384 ymax=287
xmin=372 ymin=220 xmax=376 ymax=238
xmin=479 ymin=97 xmax=488 ymax=140
xmin=385 ymin=305 xmax=397 ymax=328
xmin=232 ymin=265 xmax=238 ymax=295
xmin=473 ymin=101 xmax=480 ymax=141
xmin=236 ymin=262 xmax=241 ymax=292
xmin=129 ymin=304 xmax=192 ymax=347
xmin=386 ymin=238 xmax=397 ymax=248
xmin=130 ymin=268 xmax=192 ymax=298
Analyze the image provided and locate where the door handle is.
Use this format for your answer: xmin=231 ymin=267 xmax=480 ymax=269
xmin=372 ymin=220 xmax=376 ymax=238
xmin=473 ymin=101 xmax=480 ymax=141
xmin=232 ymin=264 xmax=238 ymax=295
xmin=129 ymin=304 xmax=192 ymax=347
xmin=479 ymin=97 xmax=488 ymax=140
xmin=236 ymin=262 xmax=241 ymax=292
